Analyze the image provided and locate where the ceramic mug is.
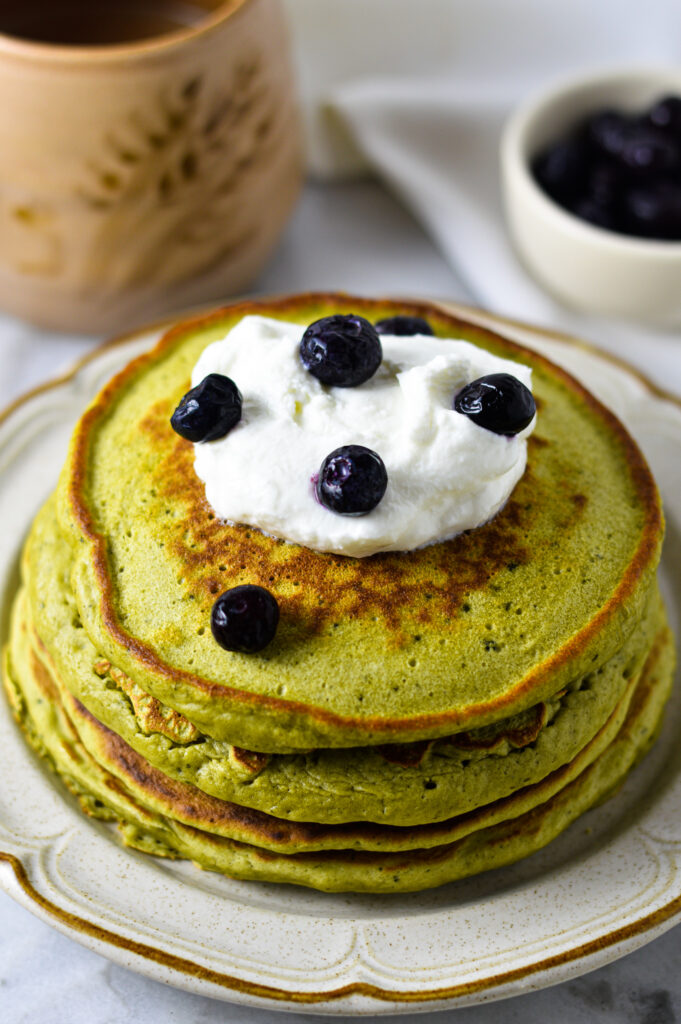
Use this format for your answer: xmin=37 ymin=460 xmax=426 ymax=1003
xmin=0 ymin=0 xmax=302 ymax=334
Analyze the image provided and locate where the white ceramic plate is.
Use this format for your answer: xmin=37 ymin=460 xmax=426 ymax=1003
xmin=1 ymin=303 xmax=680 ymax=1015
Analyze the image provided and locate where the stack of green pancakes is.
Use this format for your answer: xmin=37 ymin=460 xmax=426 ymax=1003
xmin=3 ymin=294 xmax=674 ymax=893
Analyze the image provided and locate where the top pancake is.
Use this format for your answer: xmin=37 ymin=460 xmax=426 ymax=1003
xmin=56 ymin=294 xmax=663 ymax=751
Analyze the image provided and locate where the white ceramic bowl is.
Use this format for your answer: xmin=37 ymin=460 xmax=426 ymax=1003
xmin=501 ymin=67 xmax=681 ymax=325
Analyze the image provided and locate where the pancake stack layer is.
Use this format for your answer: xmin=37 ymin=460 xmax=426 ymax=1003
xmin=3 ymin=295 xmax=674 ymax=892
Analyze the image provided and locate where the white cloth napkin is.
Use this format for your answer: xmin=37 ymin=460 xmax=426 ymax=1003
xmin=283 ymin=0 xmax=681 ymax=395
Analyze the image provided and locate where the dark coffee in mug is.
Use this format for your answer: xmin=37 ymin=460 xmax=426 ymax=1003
xmin=0 ymin=0 xmax=213 ymax=46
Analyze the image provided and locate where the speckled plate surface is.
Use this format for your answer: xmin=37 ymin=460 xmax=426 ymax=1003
xmin=1 ymin=302 xmax=680 ymax=1015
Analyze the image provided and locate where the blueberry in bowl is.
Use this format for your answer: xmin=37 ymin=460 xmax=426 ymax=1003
xmin=501 ymin=68 xmax=681 ymax=324
xmin=532 ymin=97 xmax=681 ymax=240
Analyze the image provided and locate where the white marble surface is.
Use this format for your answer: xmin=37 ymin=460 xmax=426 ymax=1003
xmin=1 ymin=181 xmax=680 ymax=1023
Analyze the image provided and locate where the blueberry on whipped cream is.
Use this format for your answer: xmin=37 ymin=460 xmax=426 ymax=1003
xmin=375 ymin=315 xmax=434 ymax=337
xmin=316 ymin=445 xmax=388 ymax=516
xmin=299 ymin=314 xmax=382 ymax=387
xmin=211 ymin=585 xmax=279 ymax=653
xmin=171 ymin=373 xmax=242 ymax=443
xmin=454 ymin=373 xmax=536 ymax=436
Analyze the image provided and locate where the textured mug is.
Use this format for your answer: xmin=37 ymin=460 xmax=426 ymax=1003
xmin=0 ymin=0 xmax=302 ymax=334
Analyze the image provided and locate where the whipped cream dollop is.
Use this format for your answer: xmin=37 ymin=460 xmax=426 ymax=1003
xmin=191 ymin=315 xmax=535 ymax=557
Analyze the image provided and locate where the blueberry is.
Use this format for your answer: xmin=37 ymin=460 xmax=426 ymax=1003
xmin=211 ymin=585 xmax=279 ymax=653
xmin=647 ymin=95 xmax=681 ymax=134
xmin=586 ymin=109 xmax=679 ymax=172
xmin=586 ymin=161 xmax=622 ymax=209
xmin=571 ymin=196 xmax=618 ymax=232
xmin=532 ymin=137 xmax=588 ymax=204
xmin=587 ymin=110 xmax=631 ymax=158
xmin=624 ymin=182 xmax=681 ymax=239
xmin=300 ymin=315 xmax=382 ymax=387
xmin=171 ymin=373 xmax=242 ymax=443
xmin=454 ymin=373 xmax=536 ymax=436
xmin=375 ymin=315 xmax=434 ymax=336
xmin=618 ymin=128 xmax=679 ymax=174
xmin=316 ymin=445 xmax=387 ymax=515
xmin=533 ymin=100 xmax=681 ymax=240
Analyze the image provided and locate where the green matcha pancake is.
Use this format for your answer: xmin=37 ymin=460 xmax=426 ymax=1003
xmin=10 ymin=586 xmax=659 ymax=853
xmin=2 ymin=293 xmax=673 ymax=894
xmin=3 ymin=589 xmax=674 ymax=891
xmin=56 ymin=294 xmax=663 ymax=751
xmin=24 ymin=498 xmax=665 ymax=826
